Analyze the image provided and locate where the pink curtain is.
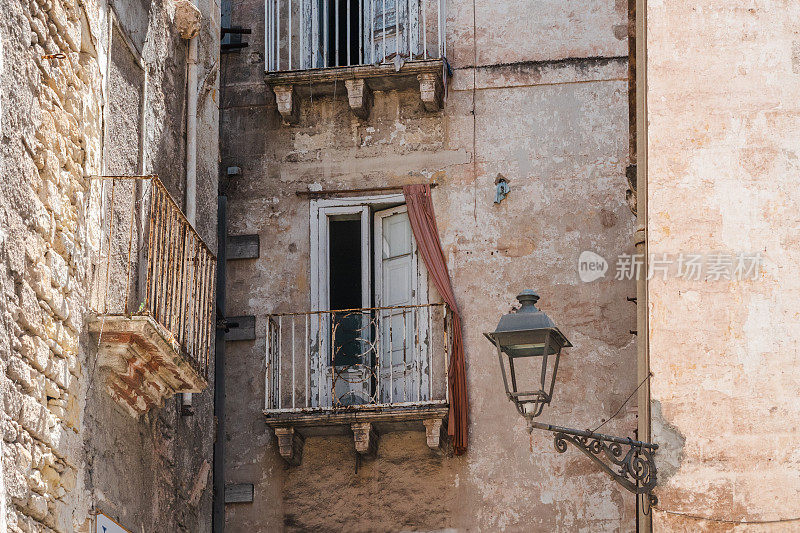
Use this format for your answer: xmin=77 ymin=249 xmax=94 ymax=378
xmin=403 ymin=184 xmax=468 ymax=455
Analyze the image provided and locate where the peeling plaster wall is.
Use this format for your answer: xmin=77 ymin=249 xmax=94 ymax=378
xmin=0 ymin=0 xmax=219 ymax=531
xmin=221 ymin=0 xmax=636 ymax=531
xmin=647 ymin=1 xmax=800 ymax=530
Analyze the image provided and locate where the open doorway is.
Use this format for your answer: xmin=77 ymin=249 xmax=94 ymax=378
xmin=310 ymin=196 xmax=430 ymax=407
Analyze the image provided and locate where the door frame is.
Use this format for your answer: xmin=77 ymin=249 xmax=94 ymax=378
xmin=309 ymin=193 xmax=404 ymax=407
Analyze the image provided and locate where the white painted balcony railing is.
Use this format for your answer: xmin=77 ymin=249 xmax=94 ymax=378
xmin=265 ymin=303 xmax=452 ymax=412
xmin=265 ymin=0 xmax=446 ymax=71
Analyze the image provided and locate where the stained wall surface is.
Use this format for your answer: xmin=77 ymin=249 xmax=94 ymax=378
xmin=646 ymin=1 xmax=800 ymax=530
xmin=221 ymin=0 xmax=638 ymax=530
xmin=0 ymin=0 xmax=220 ymax=531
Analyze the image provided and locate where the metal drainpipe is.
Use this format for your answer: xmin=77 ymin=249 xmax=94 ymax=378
xmin=182 ymin=3 xmax=199 ymax=414
xmin=635 ymin=0 xmax=651 ymax=530
xmin=212 ymin=196 xmax=227 ymax=532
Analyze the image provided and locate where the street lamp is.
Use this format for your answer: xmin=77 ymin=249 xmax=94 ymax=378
xmin=485 ymin=291 xmax=658 ymax=499
xmin=483 ymin=290 xmax=571 ymax=418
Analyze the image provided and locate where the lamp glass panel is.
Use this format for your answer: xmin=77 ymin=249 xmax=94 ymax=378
xmin=506 ymin=350 xmax=547 ymax=399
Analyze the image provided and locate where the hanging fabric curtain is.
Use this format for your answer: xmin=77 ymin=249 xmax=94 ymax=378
xmin=403 ymin=184 xmax=467 ymax=454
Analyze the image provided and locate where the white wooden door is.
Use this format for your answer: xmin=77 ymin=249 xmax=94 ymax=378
xmin=374 ymin=206 xmax=428 ymax=403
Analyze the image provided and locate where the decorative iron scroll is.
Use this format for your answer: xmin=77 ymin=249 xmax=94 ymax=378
xmin=529 ymin=421 xmax=657 ymax=498
xmin=330 ymin=310 xmax=379 ymax=406
xmin=553 ymin=432 xmax=657 ymax=495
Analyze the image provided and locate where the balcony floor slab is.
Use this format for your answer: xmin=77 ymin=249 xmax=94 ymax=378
xmin=264 ymin=404 xmax=449 ymax=464
xmin=89 ymin=314 xmax=208 ymax=416
xmin=266 ymin=59 xmax=445 ymax=121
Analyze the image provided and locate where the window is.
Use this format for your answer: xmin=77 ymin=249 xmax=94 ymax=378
xmin=310 ymin=195 xmax=429 ymax=406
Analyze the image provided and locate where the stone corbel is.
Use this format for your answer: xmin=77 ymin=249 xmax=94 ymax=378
xmin=274 ymin=427 xmax=305 ymax=466
xmin=272 ymin=85 xmax=299 ymax=124
xmin=423 ymin=417 xmax=447 ymax=453
xmin=417 ymin=73 xmax=443 ymax=112
xmin=344 ymin=79 xmax=373 ymax=119
xmin=351 ymin=422 xmax=379 ymax=456
xmin=173 ymin=0 xmax=202 ymax=39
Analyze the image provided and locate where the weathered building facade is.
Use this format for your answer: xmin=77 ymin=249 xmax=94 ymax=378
xmin=0 ymin=0 xmax=220 ymax=530
xmin=220 ymin=0 xmax=638 ymax=530
xmin=2 ymin=0 xmax=799 ymax=531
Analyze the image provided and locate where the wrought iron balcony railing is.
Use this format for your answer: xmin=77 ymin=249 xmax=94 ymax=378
xmin=265 ymin=303 xmax=451 ymax=412
xmin=265 ymin=0 xmax=446 ymax=72
xmin=91 ymin=176 xmax=216 ymax=381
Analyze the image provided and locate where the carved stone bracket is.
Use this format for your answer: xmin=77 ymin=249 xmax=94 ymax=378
xmin=423 ymin=417 xmax=447 ymax=453
xmin=351 ymin=422 xmax=379 ymax=456
xmin=344 ymin=79 xmax=373 ymax=119
xmin=264 ymin=404 xmax=448 ymax=465
xmin=274 ymin=427 xmax=305 ymax=466
xmin=272 ymin=84 xmax=299 ymax=123
xmin=266 ymin=59 xmax=445 ymax=124
xmin=417 ymin=72 xmax=443 ymax=112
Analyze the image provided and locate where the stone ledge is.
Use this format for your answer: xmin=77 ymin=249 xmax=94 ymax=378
xmin=264 ymin=403 xmax=449 ymax=465
xmin=266 ymin=59 xmax=445 ymax=123
xmin=88 ymin=315 xmax=208 ymax=416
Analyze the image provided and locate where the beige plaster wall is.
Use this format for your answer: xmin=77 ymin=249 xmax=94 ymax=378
xmin=646 ymin=1 xmax=800 ymax=530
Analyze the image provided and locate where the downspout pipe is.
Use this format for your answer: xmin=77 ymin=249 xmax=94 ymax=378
xmin=635 ymin=0 xmax=651 ymax=530
xmin=212 ymin=196 xmax=227 ymax=532
xmin=182 ymin=2 xmax=199 ymax=414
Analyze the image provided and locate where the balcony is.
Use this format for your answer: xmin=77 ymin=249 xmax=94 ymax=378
xmin=264 ymin=0 xmax=446 ymax=122
xmin=264 ymin=303 xmax=452 ymax=464
xmin=88 ymin=176 xmax=216 ymax=416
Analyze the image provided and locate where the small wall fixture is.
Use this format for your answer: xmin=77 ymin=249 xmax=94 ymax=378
xmin=494 ymin=175 xmax=510 ymax=204
xmin=484 ymin=290 xmax=658 ymax=501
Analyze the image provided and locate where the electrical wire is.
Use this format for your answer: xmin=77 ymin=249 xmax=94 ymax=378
xmin=590 ymin=371 xmax=652 ymax=433
xmin=654 ymin=507 xmax=800 ymax=525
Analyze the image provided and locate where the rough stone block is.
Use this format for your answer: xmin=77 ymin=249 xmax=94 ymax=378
xmin=16 ymin=283 xmax=44 ymax=335
xmin=1 ymin=416 xmax=19 ymax=442
xmin=7 ymin=358 xmax=34 ymax=392
xmin=19 ymin=394 xmax=48 ymax=442
xmin=6 ymin=469 xmax=31 ymax=502
xmin=46 ymin=250 xmax=67 ymax=289
xmin=26 ymin=492 xmax=48 ymax=521
xmin=45 ymin=357 xmax=69 ymax=390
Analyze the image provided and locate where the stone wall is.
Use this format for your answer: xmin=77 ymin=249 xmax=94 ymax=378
xmin=221 ymin=0 xmax=637 ymax=530
xmin=647 ymin=1 xmax=800 ymax=530
xmin=0 ymin=0 xmax=219 ymax=531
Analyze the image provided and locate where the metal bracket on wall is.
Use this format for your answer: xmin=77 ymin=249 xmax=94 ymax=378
xmin=226 ymin=234 xmax=259 ymax=260
xmin=528 ymin=420 xmax=658 ymax=503
xmin=221 ymin=26 xmax=251 ymax=52
xmin=224 ymin=315 xmax=256 ymax=341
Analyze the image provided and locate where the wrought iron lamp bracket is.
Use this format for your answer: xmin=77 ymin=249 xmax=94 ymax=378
xmin=527 ymin=419 xmax=658 ymax=503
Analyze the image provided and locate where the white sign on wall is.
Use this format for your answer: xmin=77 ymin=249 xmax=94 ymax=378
xmin=95 ymin=512 xmax=130 ymax=533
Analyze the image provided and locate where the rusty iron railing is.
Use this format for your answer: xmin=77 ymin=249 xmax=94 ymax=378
xmin=265 ymin=303 xmax=452 ymax=412
xmin=91 ymin=176 xmax=216 ymax=378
